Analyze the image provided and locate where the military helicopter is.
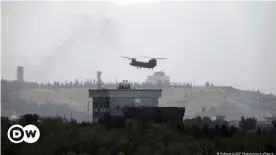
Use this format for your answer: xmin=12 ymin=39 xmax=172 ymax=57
xmin=121 ymin=55 xmax=166 ymax=69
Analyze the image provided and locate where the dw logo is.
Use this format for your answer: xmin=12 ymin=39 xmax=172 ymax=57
xmin=7 ymin=124 xmax=40 ymax=143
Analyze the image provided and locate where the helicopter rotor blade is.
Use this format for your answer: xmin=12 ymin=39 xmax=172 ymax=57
xmin=136 ymin=55 xmax=152 ymax=59
xmin=121 ymin=56 xmax=135 ymax=60
xmin=136 ymin=55 xmax=167 ymax=59
xmin=154 ymin=58 xmax=167 ymax=59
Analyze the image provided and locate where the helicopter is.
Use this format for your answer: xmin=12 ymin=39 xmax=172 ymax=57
xmin=121 ymin=55 xmax=166 ymax=69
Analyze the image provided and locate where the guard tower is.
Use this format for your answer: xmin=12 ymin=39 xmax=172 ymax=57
xmin=16 ymin=66 xmax=24 ymax=82
xmin=89 ymin=81 xmax=162 ymax=122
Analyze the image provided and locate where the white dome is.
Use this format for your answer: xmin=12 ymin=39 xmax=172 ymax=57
xmin=153 ymin=70 xmax=165 ymax=76
xmin=133 ymin=98 xmax=142 ymax=107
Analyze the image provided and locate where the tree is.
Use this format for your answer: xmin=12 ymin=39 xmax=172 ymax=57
xmin=117 ymin=151 xmax=125 ymax=155
xmin=272 ymin=120 xmax=276 ymax=129
xmin=74 ymin=79 xmax=80 ymax=88
xmin=205 ymin=82 xmax=210 ymax=87
xmin=239 ymin=117 xmax=257 ymax=132
xmin=202 ymin=117 xmax=212 ymax=126
xmin=19 ymin=114 xmax=40 ymax=126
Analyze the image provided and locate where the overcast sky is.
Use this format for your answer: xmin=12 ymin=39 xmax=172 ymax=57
xmin=1 ymin=1 xmax=276 ymax=93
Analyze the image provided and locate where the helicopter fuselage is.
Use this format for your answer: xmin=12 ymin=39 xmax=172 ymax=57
xmin=130 ymin=59 xmax=157 ymax=69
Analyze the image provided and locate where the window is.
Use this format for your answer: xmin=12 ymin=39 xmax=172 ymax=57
xmin=94 ymin=102 xmax=98 ymax=108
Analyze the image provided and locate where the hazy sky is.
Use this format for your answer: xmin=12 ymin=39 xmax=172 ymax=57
xmin=1 ymin=1 xmax=276 ymax=93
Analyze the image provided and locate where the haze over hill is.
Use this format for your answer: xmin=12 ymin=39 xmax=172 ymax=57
xmin=2 ymin=1 xmax=276 ymax=93
xmin=9 ymin=80 xmax=276 ymax=121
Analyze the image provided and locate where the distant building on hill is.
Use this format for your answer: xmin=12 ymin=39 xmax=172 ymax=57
xmin=147 ymin=70 xmax=170 ymax=85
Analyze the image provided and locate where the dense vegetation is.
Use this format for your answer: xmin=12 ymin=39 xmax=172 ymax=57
xmin=2 ymin=115 xmax=276 ymax=155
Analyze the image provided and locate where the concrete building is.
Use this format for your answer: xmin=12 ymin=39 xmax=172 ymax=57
xmin=89 ymin=88 xmax=162 ymax=121
xmin=147 ymin=70 xmax=170 ymax=85
xmin=122 ymin=107 xmax=185 ymax=125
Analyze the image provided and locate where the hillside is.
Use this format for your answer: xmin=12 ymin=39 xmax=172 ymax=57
xmin=18 ymin=88 xmax=89 ymax=112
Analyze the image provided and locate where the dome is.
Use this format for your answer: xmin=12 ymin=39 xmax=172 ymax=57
xmin=153 ymin=70 xmax=165 ymax=76
xmin=134 ymin=99 xmax=142 ymax=104
xmin=10 ymin=115 xmax=18 ymax=120
xmin=133 ymin=98 xmax=143 ymax=107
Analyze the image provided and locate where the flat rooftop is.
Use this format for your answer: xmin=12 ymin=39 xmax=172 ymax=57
xmin=89 ymin=89 xmax=162 ymax=91
xmin=89 ymin=89 xmax=162 ymax=98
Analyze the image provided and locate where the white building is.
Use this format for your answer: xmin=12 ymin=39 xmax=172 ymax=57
xmin=89 ymin=89 xmax=162 ymax=121
xmin=147 ymin=70 xmax=170 ymax=85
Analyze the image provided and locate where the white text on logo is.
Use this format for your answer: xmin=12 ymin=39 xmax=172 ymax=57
xmin=7 ymin=124 xmax=40 ymax=143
